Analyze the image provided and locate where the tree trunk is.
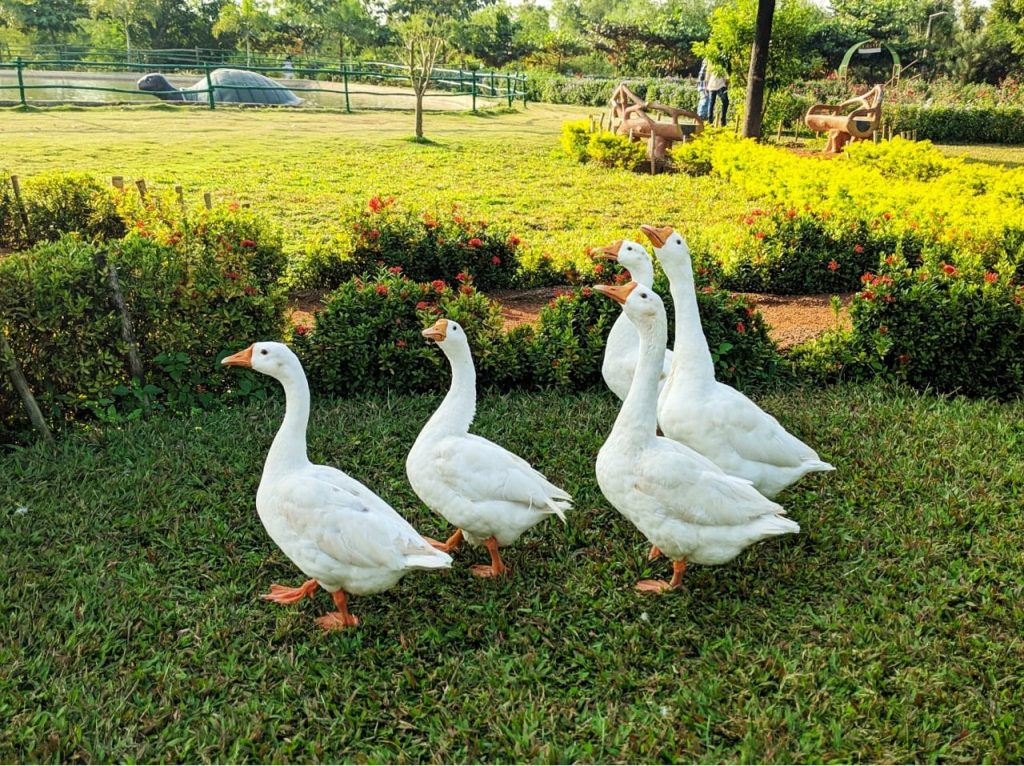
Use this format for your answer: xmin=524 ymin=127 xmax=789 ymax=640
xmin=415 ymin=90 xmax=424 ymax=138
xmin=742 ymin=0 xmax=776 ymax=139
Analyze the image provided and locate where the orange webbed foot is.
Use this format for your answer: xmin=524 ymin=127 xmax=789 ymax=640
xmin=425 ymin=528 xmax=464 ymax=553
xmin=316 ymin=611 xmax=359 ymax=630
xmin=470 ymin=561 xmax=512 ymax=578
xmin=261 ymin=579 xmax=319 ymax=604
xmin=647 ymin=545 xmax=662 ymax=561
xmin=635 ymin=578 xmax=675 ymax=593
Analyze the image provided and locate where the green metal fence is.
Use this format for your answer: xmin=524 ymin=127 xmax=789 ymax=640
xmin=0 ymin=57 xmax=529 ymax=111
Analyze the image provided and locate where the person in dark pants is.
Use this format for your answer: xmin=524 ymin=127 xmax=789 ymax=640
xmin=706 ymin=66 xmax=729 ymax=126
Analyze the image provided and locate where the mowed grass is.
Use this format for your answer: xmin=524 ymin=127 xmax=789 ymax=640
xmin=2 ymin=381 xmax=1023 ymax=763
xmin=0 ymin=104 xmax=751 ymax=270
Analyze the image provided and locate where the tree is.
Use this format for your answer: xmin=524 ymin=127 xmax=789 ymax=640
xmin=88 ymin=0 xmax=159 ymax=58
xmin=282 ymin=0 xmax=378 ymax=66
xmin=212 ymin=0 xmax=272 ymax=65
xmin=397 ymin=12 xmax=446 ymax=140
xmin=742 ymin=0 xmax=774 ymax=138
xmin=2 ymin=0 xmax=87 ymax=43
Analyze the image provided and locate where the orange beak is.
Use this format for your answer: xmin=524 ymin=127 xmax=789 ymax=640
xmin=592 ymin=241 xmax=623 ymax=261
xmin=640 ymin=225 xmax=674 ymax=248
xmin=221 ymin=345 xmax=254 ymax=368
xmin=594 ymin=282 xmax=638 ymax=305
xmin=422 ymin=318 xmax=448 ymax=342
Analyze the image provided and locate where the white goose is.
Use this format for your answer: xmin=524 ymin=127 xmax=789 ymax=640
xmin=222 ymin=342 xmax=451 ymax=630
xmin=642 ymin=225 xmax=835 ymax=498
xmin=593 ymin=239 xmax=674 ymax=401
xmin=407 ymin=318 xmax=572 ymax=577
xmin=594 ymin=281 xmax=800 ymax=592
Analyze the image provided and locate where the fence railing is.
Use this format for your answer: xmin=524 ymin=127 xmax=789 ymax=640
xmin=0 ymin=57 xmax=529 ymax=111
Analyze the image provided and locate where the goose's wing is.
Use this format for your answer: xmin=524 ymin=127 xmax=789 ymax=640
xmin=274 ymin=466 xmax=446 ymax=569
xmin=707 ymin=384 xmax=822 ymax=467
xmin=432 ymin=434 xmax=571 ymax=508
xmin=633 ymin=440 xmax=783 ymax=527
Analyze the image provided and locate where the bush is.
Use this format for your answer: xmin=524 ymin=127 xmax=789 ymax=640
xmin=284 ymin=197 xmax=525 ymax=292
xmin=0 ymin=234 xmax=286 ymax=431
xmin=793 ymin=265 xmax=1024 ymax=399
xmin=586 ymin=131 xmax=649 ymax=171
xmin=886 ymin=105 xmax=1024 ymax=145
xmin=560 ymin=120 xmax=592 ymax=162
xmin=21 ymin=172 xmax=124 ymax=244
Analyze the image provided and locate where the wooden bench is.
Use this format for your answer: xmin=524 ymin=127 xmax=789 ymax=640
xmin=609 ymin=83 xmax=703 ymax=170
xmin=805 ymin=84 xmax=884 ymax=153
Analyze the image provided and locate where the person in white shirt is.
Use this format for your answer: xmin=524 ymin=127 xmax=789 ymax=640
xmin=706 ymin=66 xmax=729 ymax=126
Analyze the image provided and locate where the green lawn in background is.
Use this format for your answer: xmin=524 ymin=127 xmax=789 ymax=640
xmin=0 ymin=104 xmax=750 ymax=271
xmin=1 ymin=381 xmax=1022 ymax=762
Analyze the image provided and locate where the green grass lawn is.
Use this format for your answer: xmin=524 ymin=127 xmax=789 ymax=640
xmin=0 ymin=104 xmax=751 ymax=271
xmin=2 ymin=381 xmax=1023 ymax=762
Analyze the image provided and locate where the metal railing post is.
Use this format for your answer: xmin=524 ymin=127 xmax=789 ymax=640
xmin=471 ymin=70 xmax=477 ymax=112
xmin=15 ymin=57 xmax=26 ymax=107
xmin=204 ymin=63 xmax=215 ymax=109
xmin=506 ymin=72 xmax=512 ymax=108
xmin=521 ymin=72 xmax=527 ymax=107
xmin=342 ymin=62 xmax=350 ymax=113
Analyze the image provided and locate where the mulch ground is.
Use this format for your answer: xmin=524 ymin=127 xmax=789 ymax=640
xmin=288 ymin=287 xmax=852 ymax=350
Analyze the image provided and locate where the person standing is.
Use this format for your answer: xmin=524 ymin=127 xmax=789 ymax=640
xmin=706 ymin=64 xmax=729 ymax=126
xmin=283 ymin=55 xmax=294 ymax=79
xmin=696 ymin=59 xmax=710 ymax=121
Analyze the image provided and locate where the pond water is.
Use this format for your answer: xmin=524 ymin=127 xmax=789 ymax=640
xmin=0 ymin=69 xmax=498 ymax=111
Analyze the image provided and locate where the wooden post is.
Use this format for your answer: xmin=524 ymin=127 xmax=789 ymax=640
xmin=9 ymin=175 xmax=31 ymax=243
xmin=203 ymin=192 xmax=212 ymax=210
xmin=111 ymin=175 xmax=124 ymax=190
xmin=135 ymin=179 xmax=148 ymax=199
xmin=94 ymin=250 xmax=147 ymax=399
xmin=1 ymin=329 xmax=53 ymax=444
xmin=175 ymin=184 xmax=184 ymax=209
xmin=776 ymin=121 xmax=783 ymax=144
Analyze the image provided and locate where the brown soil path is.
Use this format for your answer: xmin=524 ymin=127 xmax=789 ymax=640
xmin=288 ymin=287 xmax=851 ymax=349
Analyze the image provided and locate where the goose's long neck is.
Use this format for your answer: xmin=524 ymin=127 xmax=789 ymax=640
xmin=265 ymin=369 xmax=311 ymax=475
xmin=613 ymin=312 xmax=666 ymax=443
xmin=663 ymin=256 xmax=716 ymax=382
xmin=426 ymin=346 xmax=476 ymax=435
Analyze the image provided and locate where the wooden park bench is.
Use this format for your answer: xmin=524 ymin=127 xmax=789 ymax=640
xmin=609 ymin=82 xmax=703 ymax=171
xmin=805 ymin=84 xmax=884 ymax=153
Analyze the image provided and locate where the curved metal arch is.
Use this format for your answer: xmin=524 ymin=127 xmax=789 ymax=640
xmin=838 ymin=39 xmax=901 ymax=80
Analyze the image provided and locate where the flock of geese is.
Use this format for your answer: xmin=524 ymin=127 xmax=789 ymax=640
xmin=222 ymin=226 xmax=834 ymax=629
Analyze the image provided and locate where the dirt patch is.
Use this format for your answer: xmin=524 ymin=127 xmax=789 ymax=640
xmin=285 ymin=285 xmax=851 ymax=350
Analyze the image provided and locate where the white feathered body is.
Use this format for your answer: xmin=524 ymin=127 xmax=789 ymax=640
xmin=603 ymin=314 xmax=673 ymax=402
xmin=597 ymin=431 xmax=799 ymax=566
xmin=257 ymin=459 xmax=451 ymax=597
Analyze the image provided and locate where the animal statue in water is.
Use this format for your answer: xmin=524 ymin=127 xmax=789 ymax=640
xmin=136 ymin=69 xmax=302 ymax=106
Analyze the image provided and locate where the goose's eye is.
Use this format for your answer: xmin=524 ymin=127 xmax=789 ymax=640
xmin=640 ymin=292 xmax=648 ymax=298
xmin=626 ymin=246 xmax=633 ymax=251
xmin=260 ymin=349 xmax=268 ymax=355
xmin=675 ymin=238 xmax=682 ymax=244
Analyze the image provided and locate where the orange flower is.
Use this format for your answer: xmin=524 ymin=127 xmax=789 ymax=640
xmin=827 ymin=260 xmax=839 ymax=271
xmin=984 ymin=272 xmax=998 ymax=283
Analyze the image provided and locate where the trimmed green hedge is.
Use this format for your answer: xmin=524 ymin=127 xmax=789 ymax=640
xmin=886 ymin=104 xmax=1024 ymax=145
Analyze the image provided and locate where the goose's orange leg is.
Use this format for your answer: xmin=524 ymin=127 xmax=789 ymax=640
xmin=425 ymin=528 xmax=464 ymax=553
xmin=635 ymin=559 xmax=687 ymax=593
xmin=316 ymin=590 xmax=359 ymax=630
xmin=647 ymin=545 xmax=662 ymax=561
xmin=261 ymin=578 xmax=319 ymax=604
xmin=470 ymin=536 xmax=511 ymax=578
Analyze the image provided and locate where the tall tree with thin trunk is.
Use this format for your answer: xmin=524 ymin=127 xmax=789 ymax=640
xmin=398 ymin=12 xmax=446 ymax=141
xmin=742 ymin=0 xmax=775 ymax=138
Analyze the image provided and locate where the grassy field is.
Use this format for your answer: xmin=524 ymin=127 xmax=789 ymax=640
xmin=2 ymin=381 xmax=1023 ymax=762
xmin=0 ymin=104 xmax=752 ymax=271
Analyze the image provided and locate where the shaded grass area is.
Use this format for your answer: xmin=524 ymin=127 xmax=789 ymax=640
xmin=936 ymin=143 xmax=1024 ymax=169
xmin=2 ymin=381 xmax=1023 ymax=762
xmin=0 ymin=105 xmax=751 ymax=271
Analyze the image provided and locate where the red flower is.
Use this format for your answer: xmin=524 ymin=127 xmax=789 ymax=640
xmin=431 ymin=279 xmax=446 ymax=293
xmin=388 ymin=266 xmax=403 ymax=274
xmin=416 ymin=301 xmax=430 ymax=310
xmin=883 ymin=211 xmax=893 ymax=220
xmin=244 ymin=285 xmax=258 ymax=296
xmin=984 ymin=272 xmax=998 ymax=283
xmin=508 ymin=235 xmax=520 ymax=246
xmin=885 ymin=255 xmax=896 ymax=266
xmin=368 ymin=229 xmax=380 ymax=240
xmin=456 ymin=272 xmax=469 ymax=283
xmin=225 ymin=270 xmax=240 ymax=280
xmin=918 ymin=271 xmax=930 ymax=281
xmin=736 ymin=322 xmax=746 ymax=334
xmin=746 ymin=307 xmax=756 ymax=317
xmin=375 ymin=284 xmax=389 ymax=296
xmin=743 ymin=217 xmax=755 ymax=226
xmin=827 ymin=260 xmax=839 ymax=272
xmin=860 ymin=290 xmax=875 ymax=301
xmin=369 ymin=196 xmax=383 ymax=212
xmin=491 ymin=256 xmax=501 ymax=265
xmin=853 ymin=244 xmax=865 ymax=254
xmin=613 ymin=272 xmax=628 ymax=284
xmin=593 ymin=263 xmax=604 ymax=275
xmin=785 ymin=209 xmax=797 ymax=219
xmin=228 ymin=201 xmax=240 ymax=211
xmin=467 ymin=238 xmax=483 ymax=248
xmin=861 ymin=272 xmax=875 ymax=284
xmin=941 ymin=263 xmax=957 ymax=276
xmin=460 ymin=284 xmax=473 ymax=295
xmin=294 ymin=325 xmax=309 ymax=336
xmin=751 ymin=208 xmax=765 ymax=216
xmin=754 ymin=231 xmax=766 ymax=240
xmin=240 ymin=239 xmax=257 ymax=248
xmin=879 ymin=325 xmax=888 ymax=334
xmin=898 ymin=353 xmax=911 ymax=365
xmin=701 ymin=286 xmax=715 ymax=294
xmin=581 ymin=287 xmax=593 ymax=297
xmin=396 ymin=339 xmax=407 ymax=348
